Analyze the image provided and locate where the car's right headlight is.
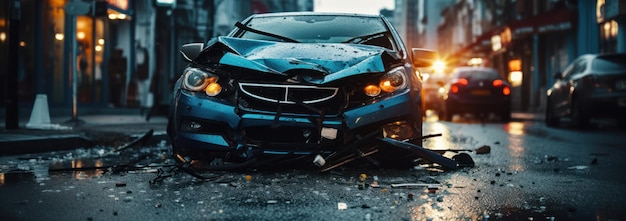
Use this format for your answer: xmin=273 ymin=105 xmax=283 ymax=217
xmin=363 ymin=66 xmax=408 ymax=97
xmin=182 ymin=68 xmax=222 ymax=96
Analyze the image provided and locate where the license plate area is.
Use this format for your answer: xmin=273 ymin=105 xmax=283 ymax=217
xmin=471 ymin=89 xmax=491 ymax=96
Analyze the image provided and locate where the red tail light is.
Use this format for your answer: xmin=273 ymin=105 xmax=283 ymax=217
xmin=502 ymin=86 xmax=511 ymax=95
xmin=493 ymin=79 xmax=503 ymax=87
xmin=451 ymin=85 xmax=459 ymax=93
xmin=451 ymin=78 xmax=467 ymax=93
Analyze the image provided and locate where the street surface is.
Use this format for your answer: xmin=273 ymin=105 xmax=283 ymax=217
xmin=1 ymin=112 xmax=625 ymax=221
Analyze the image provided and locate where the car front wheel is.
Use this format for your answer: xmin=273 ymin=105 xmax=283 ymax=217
xmin=571 ymin=99 xmax=590 ymax=129
xmin=545 ymin=98 xmax=559 ymax=127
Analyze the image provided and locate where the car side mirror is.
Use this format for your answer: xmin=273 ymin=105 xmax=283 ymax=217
xmin=412 ymin=48 xmax=438 ymax=68
xmin=180 ymin=43 xmax=204 ymax=62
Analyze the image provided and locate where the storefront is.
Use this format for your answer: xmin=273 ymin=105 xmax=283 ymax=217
xmin=488 ymin=4 xmax=577 ymax=111
xmin=1 ymin=0 xmax=137 ymax=109
xmin=597 ymin=0 xmax=626 ymax=53
xmin=65 ymin=0 xmax=135 ymax=107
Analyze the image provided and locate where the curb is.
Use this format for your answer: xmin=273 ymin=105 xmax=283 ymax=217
xmin=0 ymin=132 xmax=170 ymax=156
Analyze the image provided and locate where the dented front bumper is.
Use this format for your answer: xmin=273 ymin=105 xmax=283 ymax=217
xmin=170 ymin=88 xmax=422 ymax=163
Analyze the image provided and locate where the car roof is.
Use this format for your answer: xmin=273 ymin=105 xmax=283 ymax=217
xmin=580 ymin=53 xmax=626 ymax=59
xmin=453 ymin=66 xmax=497 ymax=72
xmin=248 ymin=11 xmax=383 ymax=19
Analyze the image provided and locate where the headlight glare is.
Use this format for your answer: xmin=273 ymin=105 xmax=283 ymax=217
xmin=364 ymin=85 xmax=381 ymax=97
xmin=205 ymin=82 xmax=222 ymax=96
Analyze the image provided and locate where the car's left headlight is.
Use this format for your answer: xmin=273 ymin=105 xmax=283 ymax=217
xmin=363 ymin=66 xmax=408 ymax=97
xmin=182 ymin=67 xmax=222 ymax=96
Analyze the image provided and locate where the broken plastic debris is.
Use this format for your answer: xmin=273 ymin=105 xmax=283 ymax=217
xmin=370 ymin=181 xmax=380 ymax=188
xmin=321 ymin=127 xmax=338 ymax=139
xmin=568 ymin=165 xmax=589 ymax=170
xmin=391 ymin=183 xmax=441 ymax=189
xmin=313 ymin=155 xmax=326 ymax=167
xmin=337 ymin=202 xmax=348 ymax=210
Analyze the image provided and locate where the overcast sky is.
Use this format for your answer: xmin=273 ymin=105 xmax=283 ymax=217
xmin=313 ymin=0 xmax=395 ymax=15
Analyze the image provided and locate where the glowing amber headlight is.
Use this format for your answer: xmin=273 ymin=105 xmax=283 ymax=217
xmin=379 ymin=66 xmax=407 ymax=93
xmin=182 ymin=68 xmax=222 ymax=96
xmin=205 ymin=82 xmax=222 ymax=96
xmin=364 ymin=85 xmax=381 ymax=97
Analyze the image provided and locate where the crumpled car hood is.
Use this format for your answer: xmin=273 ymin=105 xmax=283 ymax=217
xmin=202 ymin=37 xmax=397 ymax=84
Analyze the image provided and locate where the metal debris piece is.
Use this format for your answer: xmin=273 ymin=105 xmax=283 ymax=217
xmin=114 ymin=129 xmax=154 ymax=152
xmin=390 ymin=183 xmax=441 ymax=188
xmin=379 ymin=137 xmax=459 ymax=170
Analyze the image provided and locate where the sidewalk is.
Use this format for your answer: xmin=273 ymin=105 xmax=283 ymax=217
xmin=0 ymin=106 xmax=169 ymax=156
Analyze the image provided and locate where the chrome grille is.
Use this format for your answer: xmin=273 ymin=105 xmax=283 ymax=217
xmin=239 ymin=83 xmax=339 ymax=104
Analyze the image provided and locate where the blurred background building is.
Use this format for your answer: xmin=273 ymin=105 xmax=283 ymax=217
xmin=1 ymin=0 xmax=312 ymax=114
xmin=2 ymin=0 xmax=625 ymax=115
xmin=408 ymin=0 xmax=623 ymax=112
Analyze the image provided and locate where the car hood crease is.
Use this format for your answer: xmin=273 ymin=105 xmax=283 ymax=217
xmin=205 ymin=37 xmax=391 ymax=84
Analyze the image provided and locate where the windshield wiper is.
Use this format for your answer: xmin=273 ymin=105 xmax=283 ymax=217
xmin=235 ymin=22 xmax=300 ymax=43
xmin=342 ymin=31 xmax=387 ymax=44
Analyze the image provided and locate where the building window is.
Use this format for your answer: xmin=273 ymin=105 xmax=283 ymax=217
xmin=600 ymin=20 xmax=618 ymax=53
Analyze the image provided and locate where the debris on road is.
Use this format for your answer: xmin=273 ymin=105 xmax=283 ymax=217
xmin=114 ymin=129 xmax=154 ymax=152
xmin=475 ymin=145 xmax=491 ymax=154
xmin=378 ymin=137 xmax=459 ymax=170
xmin=390 ymin=183 xmax=442 ymax=189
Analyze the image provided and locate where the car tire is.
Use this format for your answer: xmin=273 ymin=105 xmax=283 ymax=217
xmin=439 ymin=102 xmax=453 ymax=121
xmin=545 ymin=99 xmax=560 ymax=127
xmin=436 ymin=109 xmax=446 ymax=121
xmin=500 ymin=111 xmax=511 ymax=123
xmin=571 ymin=99 xmax=590 ymax=129
xmin=444 ymin=107 xmax=454 ymax=121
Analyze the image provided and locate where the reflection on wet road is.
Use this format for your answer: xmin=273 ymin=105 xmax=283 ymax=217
xmin=1 ymin=112 xmax=625 ymax=220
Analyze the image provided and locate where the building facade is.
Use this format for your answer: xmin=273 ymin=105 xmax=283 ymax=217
xmin=433 ymin=0 xmax=620 ymax=112
xmin=1 ymin=0 xmax=312 ymax=113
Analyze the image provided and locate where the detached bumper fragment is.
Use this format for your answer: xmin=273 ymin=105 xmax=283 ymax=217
xmin=315 ymin=132 xmax=464 ymax=172
xmin=378 ymin=137 xmax=458 ymax=170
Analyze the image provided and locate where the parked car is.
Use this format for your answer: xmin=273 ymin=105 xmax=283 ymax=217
xmin=438 ymin=67 xmax=512 ymax=122
xmin=167 ymin=12 xmax=440 ymax=171
xmin=545 ymin=53 xmax=626 ymax=128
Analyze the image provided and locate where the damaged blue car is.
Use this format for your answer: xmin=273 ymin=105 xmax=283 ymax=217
xmin=167 ymin=12 xmax=451 ymax=172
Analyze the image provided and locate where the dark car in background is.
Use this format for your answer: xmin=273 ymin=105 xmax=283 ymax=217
xmin=545 ymin=53 xmax=626 ymax=128
xmin=167 ymin=12 xmax=438 ymax=171
xmin=438 ymin=67 xmax=511 ymax=122
xmin=421 ymin=72 xmax=449 ymax=118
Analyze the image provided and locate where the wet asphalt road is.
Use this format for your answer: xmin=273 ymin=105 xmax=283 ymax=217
xmin=1 ymin=113 xmax=626 ymax=221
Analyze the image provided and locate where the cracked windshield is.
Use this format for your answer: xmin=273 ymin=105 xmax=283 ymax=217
xmin=2 ymin=0 xmax=626 ymax=220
